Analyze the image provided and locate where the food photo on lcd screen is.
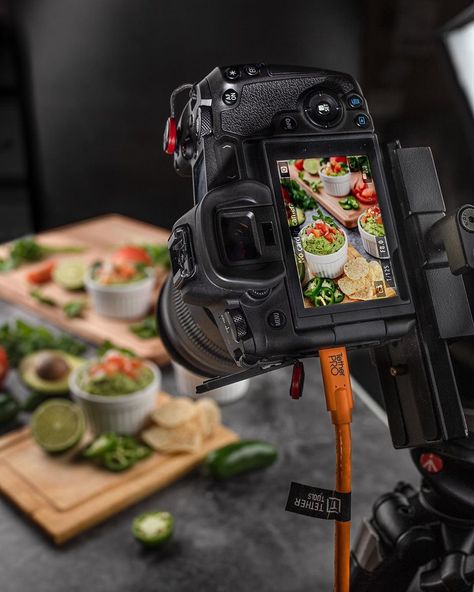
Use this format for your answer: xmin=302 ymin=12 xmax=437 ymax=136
xmin=278 ymin=155 xmax=396 ymax=308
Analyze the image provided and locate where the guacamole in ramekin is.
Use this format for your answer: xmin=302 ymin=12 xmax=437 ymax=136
xmin=77 ymin=350 xmax=154 ymax=396
xmin=302 ymin=220 xmax=345 ymax=255
xmin=360 ymin=206 xmax=385 ymax=237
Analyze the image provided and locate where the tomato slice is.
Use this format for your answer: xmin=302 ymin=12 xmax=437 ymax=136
xmin=26 ymin=260 xmax=55 ymax=284
xmin=294 ymin=159 xmax=304 ymax=171
xmin=357 ymin=194 xmax=378 ymax=205
xmin=113 ymin=246 xmax=152 ymax=266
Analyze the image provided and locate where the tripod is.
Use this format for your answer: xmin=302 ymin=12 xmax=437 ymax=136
xmin=351 ymin=339 xmax=474 ymax=592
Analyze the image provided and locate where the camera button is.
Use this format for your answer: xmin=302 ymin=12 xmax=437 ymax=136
xmin=224 ymin=67 xmax=241 ymax=81
xmin=304 ymin=90 xmax=342 ymax=127
xmin=267 ymin=310 xmax=286 ymax=329
xmin=222 ymin=89 xmax=239 ymax=106
xmin=244 ymin=64 xmax=259 ymax=76
xmin=347 ymin=94 xmax=363 ymax=109
xmin=248 ymin=288 xmax=270 ymax=299
xmin=225 ymin=309 xmax=249 ymax=342
xmin=354 ymin=113 xmax=370 ymax=128
xmin=280 ymin=116 xmax=298 ymax=131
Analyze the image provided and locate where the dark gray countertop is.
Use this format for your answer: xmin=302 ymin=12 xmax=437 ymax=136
xmin=0 ymin=302 xmax=418 ymax=592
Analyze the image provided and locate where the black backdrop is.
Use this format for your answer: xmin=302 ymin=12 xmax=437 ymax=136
xmin=15 ymin=0 xmax=362 ymax=230
xmin=6 ymin=0 xmax=474 ymax=233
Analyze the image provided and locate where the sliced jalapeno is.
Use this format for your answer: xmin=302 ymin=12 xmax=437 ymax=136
xmin=132 ymin=511 xmax=174 ymax=547
xmin=334 ymin=289 xmax=344 ymax=304
xmin=83 ymin=433 xmax=117 ymax=459
xmin=320 ymin=287 xmax=334 ymax=305
xmin=304 ymin=277 xmax=322 ymax=298
xmin=348 ymin=196 xmax=360 ymax=209
xmin=103 ymin=449 xmax=136 ymax=472
xmin=321 ymin=279 xmax=335 ymax=290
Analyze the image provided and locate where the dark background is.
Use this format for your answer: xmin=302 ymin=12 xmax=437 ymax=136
xmin=0 ymin=0 xmax=473 ymax=238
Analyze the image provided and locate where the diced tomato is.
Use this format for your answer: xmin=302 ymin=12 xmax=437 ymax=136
xmin=311 ymin=229 xmax=321 ymax=238
xmin=116 ymin=263 xmax=136 ymax=279
xmin=330 ymin=156 xmax=347 ymax=164
xmin=112 ymin=246 xmax=152 ymax=266
xmin=325 ymin=234 xmax=334 ymax=243
xmin=26 ymin=260 xmax=55 ymax=285
xmin=294 ymin=159 xmax=304 ymax=171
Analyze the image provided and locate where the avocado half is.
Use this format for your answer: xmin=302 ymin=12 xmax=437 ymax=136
xmin=19 ymin=350 xmax=85 ymax=395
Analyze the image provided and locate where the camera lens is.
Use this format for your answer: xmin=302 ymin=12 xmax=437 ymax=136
xmin=304 ymin=89 xmax=342 ymax=127
xmin=157 ymin=276 xmax=238 ymax=378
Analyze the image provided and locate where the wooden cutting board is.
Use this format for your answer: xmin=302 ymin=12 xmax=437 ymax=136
xmin=290 ymin=165 xmax=371 ymax=229
xmin=0 ymin=214 xmax=171 ymax=365
xmin=0 ymin=393 xmax=238 ymax=544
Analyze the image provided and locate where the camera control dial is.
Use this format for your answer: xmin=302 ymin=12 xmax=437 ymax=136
xmin=303 ymin=89 xmax=342 ymax=128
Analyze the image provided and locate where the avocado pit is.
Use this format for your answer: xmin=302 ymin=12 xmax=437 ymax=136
xmin=36 ymin=353 xmax=71 ymax=382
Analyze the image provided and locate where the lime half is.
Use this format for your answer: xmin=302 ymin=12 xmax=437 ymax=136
xmin=31 ymin=399 xmax=85 ymax=452
xmin=303 ymin=158 xmax=319 ymax=175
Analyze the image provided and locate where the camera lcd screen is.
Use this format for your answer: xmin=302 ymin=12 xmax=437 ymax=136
xmin=276 ymin=155 xmax=398 ymax=309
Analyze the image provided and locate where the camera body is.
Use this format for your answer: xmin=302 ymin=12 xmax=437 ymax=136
xmin=165 ymin=64 xmax=414 ymax=369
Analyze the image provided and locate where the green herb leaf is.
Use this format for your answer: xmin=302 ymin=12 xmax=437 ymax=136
xmin=0 ymin=319 xmax=85 ymax=367
xmin=30 ymin=289 xmax=57 ymax=307
xmin=97 ymin=340 xmax=136 ymax=358
xmin=0 ymin=237 xmax=86 ymax=272
xmin=141 ymin=244 xmax=170 ymax=269
xmin=129 ymin=316 xmax=158 ymax=339
xmin=281 ymin=179 xmax=317 ymax=211
xmin=63 ymin=299 xmax=86 ymax=319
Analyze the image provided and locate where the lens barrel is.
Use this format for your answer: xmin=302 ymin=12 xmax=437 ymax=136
xmin=157 ymin=276 xmax=238 ymax=378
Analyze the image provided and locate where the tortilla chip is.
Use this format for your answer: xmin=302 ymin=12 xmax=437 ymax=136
xmin=142 ymin=421 xmax=202 ymax=454
xmin=151 ymin=398 xmax=197 ymax=428
xmin=368 ymin=261 xmax=383 ymax=282
xmin=196 ymin=398 xmax=221 ymax=439
xmin=350 ymin=287 xmax=373 ymax=301
xmin=338 ymin=275 xmax=370 ymax=296
xmin=344 ymin=257 xmax=369 ymax=281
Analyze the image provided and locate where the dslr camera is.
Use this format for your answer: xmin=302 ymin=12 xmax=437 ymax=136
xmin=159 ymin=64 xmax=474 ymax=449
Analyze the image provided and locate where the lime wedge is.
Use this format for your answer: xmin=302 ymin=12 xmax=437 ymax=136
xmin=53 ymin=261 xmax=87 ymax=290
xmin=31 ymin=399 xmax=85 ymax=452
xmin=303 ymin=158 xmax=319 ymax=175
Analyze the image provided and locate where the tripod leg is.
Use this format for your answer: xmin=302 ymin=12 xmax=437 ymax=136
xmin=350 ymin=483 xmax=438 ymax=592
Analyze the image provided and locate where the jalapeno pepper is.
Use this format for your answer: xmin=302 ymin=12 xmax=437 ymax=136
xmin=103 ymin=449 xmax=136 ymax=472
xmin=132 ymin=511 xmax=174 ymax=547
xmin=334 ymin=289 xmax=344 ymax=304
xmin=83 ymin=433 xmax=117 ymax=459
xmin=304 ymin=277 xmax=322 ymax=299
xmin=202 ymin=440 xmax=278 ymax=480
xmin=320 ymin=287 xmax=334 ymax=305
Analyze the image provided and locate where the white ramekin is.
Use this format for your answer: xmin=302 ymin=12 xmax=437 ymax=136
xmin=172 ymin=362 xmax=249 ymax=405
xmin=319 ymin=169 xmax=351 ymax=197
xmin=300 ymin=227 xmax=348 ymax=279
xmin=84 ymin=267 xmax=155 ymax=320
xmin=357 ymin=213 xmax=389 ymax=259
xmin=69 ymin=361 xmax=161 ymax=435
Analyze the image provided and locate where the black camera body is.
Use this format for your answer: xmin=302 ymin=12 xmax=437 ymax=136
xmin=165 ymin=65 xmax=414 ymax=367
xmin=160 ymin=64 xmax=474 ymax=449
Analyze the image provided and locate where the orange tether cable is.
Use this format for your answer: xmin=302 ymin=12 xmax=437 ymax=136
xmin=319 ymin=346 xmax=354 ymax=592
